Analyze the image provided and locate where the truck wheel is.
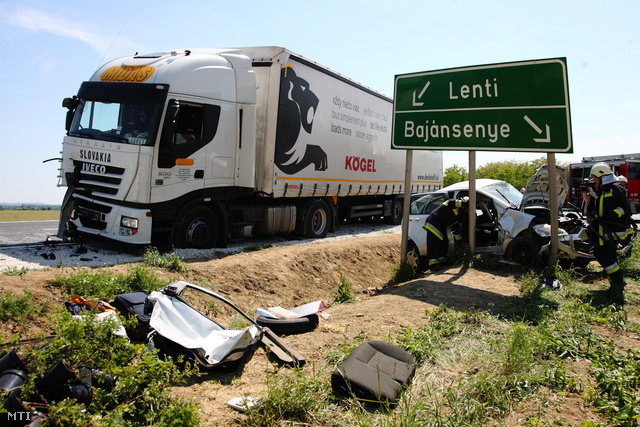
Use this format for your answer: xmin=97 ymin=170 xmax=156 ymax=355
xmin=406 ymin=242 xmax=426 ymax=273
xmin=385 ymin=198 xmax=403 ymax=225
xmin=175 ymin=206 xmax=218 ymax=249
xmin=506 ymin=236 xmax=534 ymax=266
xmin=305 ymin=200 xmax=331 ymax=238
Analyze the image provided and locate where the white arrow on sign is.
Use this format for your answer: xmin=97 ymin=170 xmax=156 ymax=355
xmin=523 ymin=115 xmax=551 ymax=143
xmin=412 ymin=81 xmax=431 ymax=106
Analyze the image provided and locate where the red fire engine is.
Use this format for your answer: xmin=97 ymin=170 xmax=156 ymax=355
xmin=568 ymin=153 xmax=640 ymax=214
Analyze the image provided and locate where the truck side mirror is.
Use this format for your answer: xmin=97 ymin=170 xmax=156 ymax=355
xmin=158 ymin=100 xmax=180 ymax=168
xmin=160 ymin=100 xmax=180 ymax=147
xmin=62 ymin=97 xmax=79 ymax=132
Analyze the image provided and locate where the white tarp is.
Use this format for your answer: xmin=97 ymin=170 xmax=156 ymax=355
xmin=147 ymin=290 xmax=260 ymax=366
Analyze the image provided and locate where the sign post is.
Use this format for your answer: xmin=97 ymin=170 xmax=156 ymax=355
xmin=392 ymin=58 xmax=572 ymax=266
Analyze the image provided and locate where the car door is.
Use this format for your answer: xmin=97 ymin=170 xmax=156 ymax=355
xmin=407 ymin=192 xmax=448 ymax=255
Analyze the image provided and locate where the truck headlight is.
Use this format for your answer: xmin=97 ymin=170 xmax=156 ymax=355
xmin=120 ymin=216 xmax=139 ymax=236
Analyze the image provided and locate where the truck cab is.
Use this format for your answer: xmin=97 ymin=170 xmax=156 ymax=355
xmin=59 ymin=50 xmax=257 ymax=247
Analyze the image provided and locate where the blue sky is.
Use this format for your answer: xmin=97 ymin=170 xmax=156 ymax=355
xmin=1 ymin=0 xmax=638 ymax=204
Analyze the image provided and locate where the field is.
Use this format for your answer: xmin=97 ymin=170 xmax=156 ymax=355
xmin=1 ymin=234 xmax=639 ymax=426
xmin=0 ymin=209 xmax=60 ymax=222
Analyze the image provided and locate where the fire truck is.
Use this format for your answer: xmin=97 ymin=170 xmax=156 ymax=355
xmin=568 ymin=153 xmax=640 ymax=214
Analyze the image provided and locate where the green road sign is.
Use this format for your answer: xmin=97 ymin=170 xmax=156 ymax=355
xmin=392 ymin=58 xmax=572 ymax=153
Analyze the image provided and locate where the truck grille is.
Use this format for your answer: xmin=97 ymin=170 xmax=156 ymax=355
xmin=76 ymin=199 xmax=112 ymax=231
xmin=73 ymin=160 xmax=125 ymax=197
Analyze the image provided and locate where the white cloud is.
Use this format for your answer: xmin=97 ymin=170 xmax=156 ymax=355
xmin=1 ymin=6 xmax=117 ymax=54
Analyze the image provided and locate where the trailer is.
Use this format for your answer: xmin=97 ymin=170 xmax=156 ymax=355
xmin=568 ymin=153 xmax=640 ymax=214
xmin=57 ymin=47 xmax=442 ymax=248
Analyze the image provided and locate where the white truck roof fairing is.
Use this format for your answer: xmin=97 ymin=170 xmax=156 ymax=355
xmin=90 ymin=49 xmax=256 ymax=104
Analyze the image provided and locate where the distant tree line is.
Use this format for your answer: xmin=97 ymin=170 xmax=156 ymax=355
xmin=0 ymin=204 xmax=61 ymax=211
xmin=443 ymin=157 xmax=569 ymax=191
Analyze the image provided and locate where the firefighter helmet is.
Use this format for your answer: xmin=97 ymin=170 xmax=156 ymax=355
xmin=617 ymin=175 xmax=628 ymax=184
xmin=590 ymin=162 xmax=613 ymax=177
xmin=460 ymin=196 xmax=470 ymax=211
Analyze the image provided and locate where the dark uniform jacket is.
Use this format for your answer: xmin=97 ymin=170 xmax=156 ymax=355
xmin=593 ymin=182 xmax=633 ymax=245
xmin=422 ymin=199 xmax=466 ymax=240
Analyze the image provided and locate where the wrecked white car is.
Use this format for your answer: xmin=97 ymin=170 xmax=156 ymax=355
xmin=406 ymin=166 xmax=608 ymax=271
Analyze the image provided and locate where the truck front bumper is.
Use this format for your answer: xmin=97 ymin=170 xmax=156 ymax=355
xmin=65 ymin=194 xmax=153 ymax=245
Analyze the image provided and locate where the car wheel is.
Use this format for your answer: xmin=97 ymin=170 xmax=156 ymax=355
xmin=506 ymin=235 xmax=534 ymax=266
xmin=406 ymin=243 xmax=426 ymax=273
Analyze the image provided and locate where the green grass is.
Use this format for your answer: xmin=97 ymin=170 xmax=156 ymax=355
xmin=142 ymin=246 xmax=190 ymax=274
xmin=387 ymin=258 xmax=418 ymax=286
xmin=50 ymin=265 xmax=169 ymax=300
xmin=0 ymin=209 xmax=60 ymax=222
xmin=2 ymin=266 xmax=29 ymax=276
xmin=0 ymin=291 xmax=41 ymax=321
xmin=4 ymin=310 xmax=200 ymax=426
xmin=333 ymin=267 xmax=356 ymax=304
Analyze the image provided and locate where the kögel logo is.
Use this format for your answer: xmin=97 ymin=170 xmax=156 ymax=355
xmin=345 ymin=156 xmax=376 ymax=173
xmin=100 ymin=65 xmax=155 ymax=83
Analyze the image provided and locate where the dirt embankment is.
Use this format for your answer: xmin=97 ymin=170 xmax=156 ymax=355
xmin=1 ymin=233 xmax=530 ymax=425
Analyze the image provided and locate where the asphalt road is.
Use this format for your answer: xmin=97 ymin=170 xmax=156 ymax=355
xmin=1 ymin=214 xmax=639 ymax=247
xmin=0 ymin=220 xmax=60 ymax=246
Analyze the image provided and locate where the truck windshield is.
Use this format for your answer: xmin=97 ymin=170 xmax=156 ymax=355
xmin=69 ymin=100 xmax=161 ymax=146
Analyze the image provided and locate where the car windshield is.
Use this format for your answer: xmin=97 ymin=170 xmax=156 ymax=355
xmin=69 ymin=100 xmax=161 ymax=146
xmin=482 ymin=181 xmax=523 ymax=208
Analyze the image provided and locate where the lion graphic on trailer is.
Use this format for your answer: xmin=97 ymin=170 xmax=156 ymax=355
xmin=275 ymin=66 xmax=327 ymax=175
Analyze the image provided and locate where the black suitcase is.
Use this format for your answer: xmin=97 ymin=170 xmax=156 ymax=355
xmin=111 ymin=292 xmax=152 ymax=341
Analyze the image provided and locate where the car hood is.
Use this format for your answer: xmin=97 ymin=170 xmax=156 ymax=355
xmin=520 ymin=165 xmax=568 ymax=209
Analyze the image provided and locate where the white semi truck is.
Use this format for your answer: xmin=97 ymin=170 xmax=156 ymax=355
xmin=57 ymin=47 xmax=443 ymax=248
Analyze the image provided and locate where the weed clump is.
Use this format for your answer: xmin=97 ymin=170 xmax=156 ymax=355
xmin=387 ymin=259 xmax=417 ymax=286
xmin=50 ymin=265 xmax=168 ymax=300
xmin=0 ymin=291 xmax=40 ymax=321
xmin=142 ymin=246 xmax=190 ymax=274
xmin=334 ymin=267 xmax=355 ymax=304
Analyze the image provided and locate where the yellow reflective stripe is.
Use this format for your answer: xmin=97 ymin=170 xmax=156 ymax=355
xmin=598 ymin=223 xmax=604 ymax=245
xmin=615 ymin=229 xmax=633 ymax=239
xmin=598 ymin=193 xmax=605 ymax=217
xmin=604 ymin=263 xmax=620 ymax=274
xmin=614 ymin=208 xmax=623 ymax=217
xmin=423 ymin=223 xmax=444 ymax=240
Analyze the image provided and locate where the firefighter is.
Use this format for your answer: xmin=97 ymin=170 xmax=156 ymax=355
xmin=589 ymin=162 xmax=633 ymax=300
xmin=617 ymin=175 xmax=629 ymax=195
xmin=422 ymin=197 xmax=470 ymax=268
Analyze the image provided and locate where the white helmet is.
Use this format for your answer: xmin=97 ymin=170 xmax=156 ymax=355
xmin=618 ymin=175 xmax=628 ymax=184
xmin=590 ymin=162 xmax=612 ymax=177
